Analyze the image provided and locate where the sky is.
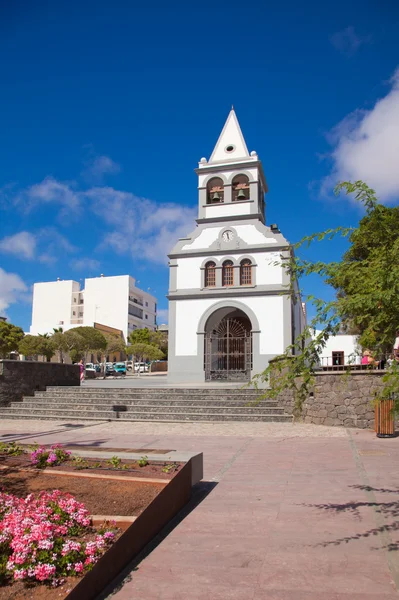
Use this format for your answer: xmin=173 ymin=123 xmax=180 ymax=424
xmin=0 ymin=0 xmax=398 ymax=331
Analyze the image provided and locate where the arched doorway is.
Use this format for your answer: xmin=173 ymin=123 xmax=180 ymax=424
xmin=204 ymin=308 xmax=252 ymax=381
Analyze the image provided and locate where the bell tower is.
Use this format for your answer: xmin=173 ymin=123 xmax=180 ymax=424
xmin=196 ymin=108 xmax=268 ymax=224
xmin=167 ymin=108 xmax=305 ymax=385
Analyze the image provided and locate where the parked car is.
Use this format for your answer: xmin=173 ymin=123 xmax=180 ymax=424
xmin=114 ymin=362 xmax=127 ymax=375
xmin=126 ymin=361 xmax=133 ymax=371
xmin=134 ymin=362 xmax=149 ymax=373
xmin=85 ymin=364 xmax=96 ymax=379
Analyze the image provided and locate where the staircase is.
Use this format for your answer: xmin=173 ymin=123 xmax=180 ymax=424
xmin=0 ymin=387 xmax=292 ymax=423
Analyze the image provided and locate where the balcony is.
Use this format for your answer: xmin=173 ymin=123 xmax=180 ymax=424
xmin=129 ymin=296 xmax=143 ymax=306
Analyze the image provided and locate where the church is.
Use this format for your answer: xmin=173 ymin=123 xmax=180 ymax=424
xmin=167 ymin=109 xmax=306 ymax=383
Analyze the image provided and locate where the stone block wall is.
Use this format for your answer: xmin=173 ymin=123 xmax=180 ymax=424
xmin=276 ymin=371 xmax=385 ymax=429
xmin=0 ymin=360 xmax=79 ymax=407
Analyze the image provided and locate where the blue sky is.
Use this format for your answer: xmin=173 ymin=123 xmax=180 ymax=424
xmin=1 ymin=0 xmax=398 ymax=330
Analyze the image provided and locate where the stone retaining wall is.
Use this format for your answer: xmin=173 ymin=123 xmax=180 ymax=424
xmin=0 ymin=360 xmax=79 ymax=407
xmin=277 ymin=371 xmax=385 ymax=429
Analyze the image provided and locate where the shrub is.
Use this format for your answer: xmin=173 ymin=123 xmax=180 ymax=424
xmin=0 ymin=490 xmax=116 ymax=586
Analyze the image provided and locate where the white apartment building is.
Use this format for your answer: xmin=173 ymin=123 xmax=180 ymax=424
xmin=30 ymin=275 xmax=157 ymax=341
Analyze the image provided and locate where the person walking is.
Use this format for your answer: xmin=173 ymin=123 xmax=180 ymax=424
xmin=79 ymin=359 xmax=85 ymax=383
xmin=393 ymin=329 xmax=399 ymax=363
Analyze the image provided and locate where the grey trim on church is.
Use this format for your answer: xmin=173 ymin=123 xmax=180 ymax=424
xmin=167 ymin=284 xmax=290 ymax=301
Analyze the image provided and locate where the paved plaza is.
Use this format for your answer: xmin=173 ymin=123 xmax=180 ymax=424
xmin=2 ymin=419 xmax=399 ymax=599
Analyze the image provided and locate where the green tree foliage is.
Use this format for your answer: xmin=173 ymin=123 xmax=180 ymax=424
xmin=105 ymin=334 xmax=126 ymax=356
xmin=128 ymin=328 xmax=167 ymax=358
xmin=18 ymin=335 xmax=56 ymax=361
xmin=128 ymin=328 xmax=151 ymax=345
xmin=0 ymin=321 xmax=24 ymax=358
xmin=149 ymin=330 xmax=168 ymax=358
xmin=256 ymin=181 xmax=399 ymax=410
xmin=51 ymin=332 xmax=67 ymax=363
xmin=127 ymin=342 xmax=164 ymax=365
xmin=69 ymin=327 xmax=107 ymax=355
xmin=18 ymin=335 xmax=41 ymax=359
xmin=62 ymin=327 xmax=107 ymax=362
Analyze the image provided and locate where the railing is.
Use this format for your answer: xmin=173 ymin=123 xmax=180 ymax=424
xmin=129 ymin=297 xmax=143 ymax=306
xmin=318 ymin=352 xmax=393 ymax=371
xmin=70 ymin=319 xmax=83 ymax=324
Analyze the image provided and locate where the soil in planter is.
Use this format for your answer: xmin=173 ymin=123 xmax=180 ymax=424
xmin=0 ymin=455 xmax=182 ymax=480
xmin=0 ymin=471 xmax=165 ymax=516
xmin=0 ymin=576 xmax=80 ymax=600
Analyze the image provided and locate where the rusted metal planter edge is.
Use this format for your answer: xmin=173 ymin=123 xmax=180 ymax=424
xmin=65 ymin=452 xmax=203 ymax=600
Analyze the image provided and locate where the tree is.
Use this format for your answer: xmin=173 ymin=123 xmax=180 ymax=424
xmin=18 ymin=335 xmax=41 ymax=359
xmin=51 ymin=332 xmax=67 ymax=363
xmin=105 ymin=334 xmax=126 ymax=358
xmin=0 ymin=321 xmax=24 ymax=358
xmin=128 ymin=328 xmax=168 ymax=358
xmin=63 ymin=330 xmax=87 ymax=361
xmin=36 ymin=336 xmax=56 ymax=362
xmin=128 ymin=328 xmax=151 ymax=345
xmin=69 ymin=327 xmax=107 ymax=361
xmin=127 ymin=342 xmax=164 ymax=374
xmin=255 ymin=181 xmax=399 ymax=410
xmin=149 ymin=330 xmax=168 ymax=358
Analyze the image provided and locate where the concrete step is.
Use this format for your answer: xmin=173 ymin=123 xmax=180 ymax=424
xmin=42 ymin=387 xmax=261 ymax=396
xmin=25 ymin=397 xmax=274 ymax=407
xmin=32 ymin=393 xmax=266 ymax=402
xmin=6 ymin=402 xmax=285 ymax=415
xmin=0 ymin=409 xmax=292 ymax=423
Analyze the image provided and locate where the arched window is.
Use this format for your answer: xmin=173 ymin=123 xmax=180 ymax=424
xmin=240 ymin=259 xmax=252 ymax=285
xmin=207 ymin=177 xmax=224 ymax=204
xmin=232 ymin=174 xmax=250 ymax=202
xmin=222 ymin=260 xmax=234 ymax=286
xmin=204 ymin=261 xmax=216 ymax=287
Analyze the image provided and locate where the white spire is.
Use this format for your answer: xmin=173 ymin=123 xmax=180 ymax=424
xmin=209 ymin=109 xmax=250 ymax=164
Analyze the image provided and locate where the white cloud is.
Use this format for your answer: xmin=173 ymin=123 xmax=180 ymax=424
xmin=86 ymin=187 xmax=196 ymax=264
xmin=6 ymin=177 xmax=195 ymax=266
xmin=70 ymin=258 xmax=100 ymax=272
xmin=83 ymin=155 xmax=121 ymax=183
xmin=21 ymin=177 xmax=79 ymax=211
xmin=322 ymin=68 xmax=399 ymax=203
xmin=330 ymin=26 xmax=371 ymax=56
xmin=0 ymin=232 xmax=36 ymax=259
xmin=156 ymin=308 xmax=169 ymax=324
xmin=0 ymin=267 xmax=28 ymax=315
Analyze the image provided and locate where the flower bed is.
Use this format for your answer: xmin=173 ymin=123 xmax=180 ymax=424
xmin=0 ymin=489 xmax=118 ymax=598
xmin=0 ymin=442 xmax=181 ymax=480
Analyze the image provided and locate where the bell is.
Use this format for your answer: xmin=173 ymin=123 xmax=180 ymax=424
xmin=212 ymin=191 xmax=220 ymax=201
xmin=237 ymin=188 xmax=246 ymax=200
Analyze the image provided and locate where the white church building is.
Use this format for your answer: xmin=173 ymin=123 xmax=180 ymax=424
xmin=167 ymin=109 xmax=306 ymax=383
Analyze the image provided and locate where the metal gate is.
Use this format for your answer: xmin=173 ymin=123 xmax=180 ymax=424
xmin=205 ymin=318 xmax=252 ymax=381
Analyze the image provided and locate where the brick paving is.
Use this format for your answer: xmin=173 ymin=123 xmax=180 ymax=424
xmin=1 ymin=420 xmax=399 ymax=599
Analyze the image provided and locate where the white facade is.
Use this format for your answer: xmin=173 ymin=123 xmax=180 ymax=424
xmin=315 ymin=331 xmax=361 ymax=366
xmin=167 ymin=109 xmax=305 ymax=383
xmin=30 ymin=275 xmax=157 ymax=341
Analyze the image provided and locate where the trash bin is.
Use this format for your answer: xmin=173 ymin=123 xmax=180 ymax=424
xmin=375 ymin=398 xmax=395 ymax=438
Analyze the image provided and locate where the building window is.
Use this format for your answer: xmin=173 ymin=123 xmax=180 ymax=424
xmin=145 ymin=314 xmax=148 ymax=320
xmin=145 ymin=301 xmax=148 ymax=307
xmin=222 ymin=260 xmax=234 ymax=286
xmin=204 ymin=261 xmax=216 ymax=287
xmin=73 ymin=298 xmax=76 ymax=303
xmin=128 ymin=305 xmax=143 ymax=319
xmin=72 ymin=311 xmax=76 ymax=316
xmin=240 ymin=259 xmax=252 ymax=285
xmin=232 ymin=174 xmax=250 ymax=202
xmin=79 ymin=312 xmax=83 ymax=317
xmin=206 ymin=177 xmax=224 ymax=204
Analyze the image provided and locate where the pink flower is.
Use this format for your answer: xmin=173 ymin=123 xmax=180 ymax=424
xmin=74 ymin=562 xmax=84 ymax=573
